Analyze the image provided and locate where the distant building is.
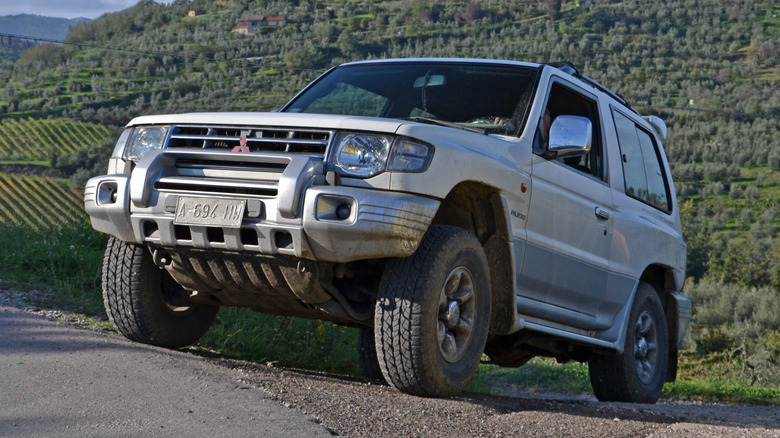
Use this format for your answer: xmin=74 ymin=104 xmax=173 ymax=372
xmin=188 ymin=10 xmax=206 ymax=18
xmin=231 ymin=15 xmax=287 ymax=35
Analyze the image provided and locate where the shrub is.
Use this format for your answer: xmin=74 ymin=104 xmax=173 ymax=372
xmin=694 ymin=327 xmax=733 ymax=355
xmin=769 ymin=154 xmax=780 ymax=172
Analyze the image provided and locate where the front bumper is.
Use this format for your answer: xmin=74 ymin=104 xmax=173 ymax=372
xmin=84 ymin=173 xmax=440 ymax=263
xmin=302 ymin=186 xmax=439 ymax=262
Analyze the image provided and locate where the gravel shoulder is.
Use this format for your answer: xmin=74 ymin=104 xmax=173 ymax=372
xmin=2 ymin=288 xmax=779 ymax=437
xmin=224 ymin=358 xmax=780 ymax=437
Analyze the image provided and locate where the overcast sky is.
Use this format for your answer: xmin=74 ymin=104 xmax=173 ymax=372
xmin=0 ymin=0 xmax=175 ymax=19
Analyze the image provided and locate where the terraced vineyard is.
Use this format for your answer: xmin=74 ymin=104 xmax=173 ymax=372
xmin=0 ymin=118 xmax=113 ymax=162
xmin=0 ymin=173 xmax=86 ymax=227
xmin=0 ymin=117 xmax=112 ymax=228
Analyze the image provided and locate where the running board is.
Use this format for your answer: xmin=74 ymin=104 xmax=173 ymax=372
xmin=513 ymin=317 xmax=616 ymax=351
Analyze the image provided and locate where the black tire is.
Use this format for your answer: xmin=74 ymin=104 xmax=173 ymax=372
xmin=357 ymin=327 xmax=385 ymax=382
xmin=588 ymin=283 xmax=669 ymax=403
xmin=375 ymin=225 xmax=491 ymax=397
xmin=102 ymin=237 xmax=218 ymax=348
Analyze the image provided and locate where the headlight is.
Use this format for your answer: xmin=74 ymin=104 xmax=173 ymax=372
xmin=331 ymin=133 xmax=392 ymax=177
xmin=122 ymin=126 xmax=170 ymax=163
xmin=330 ymin=133 xmax=434 ymax=178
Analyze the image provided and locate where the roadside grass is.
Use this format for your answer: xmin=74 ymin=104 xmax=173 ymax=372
xmin=2 ymin=224 xmax=779 ymax=406
xmin=0 ymin=223 xmax=106 ymax=315
xmin=663 ymin=380 xmax=780 ymax=406
xmin=469 ymin=358 xmax=780 ymax=406
xmin=197 ymin=307 xmax=359 ymax=375
xmin=468 ymin=359 xmax=592 ymax=398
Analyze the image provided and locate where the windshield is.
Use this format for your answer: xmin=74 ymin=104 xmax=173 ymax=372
xmin=283 ymin=61 xmax=540 ymax=137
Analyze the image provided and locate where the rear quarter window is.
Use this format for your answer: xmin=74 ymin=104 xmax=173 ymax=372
xmin=612 ymin=109 xmax=671 ymax=212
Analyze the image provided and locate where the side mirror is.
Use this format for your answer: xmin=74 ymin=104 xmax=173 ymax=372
xmin=545 ymin=115 xmax=592 ymax=159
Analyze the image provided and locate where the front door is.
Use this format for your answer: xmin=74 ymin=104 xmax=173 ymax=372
xmin=517 ymin=79 xmax=614 ymax=331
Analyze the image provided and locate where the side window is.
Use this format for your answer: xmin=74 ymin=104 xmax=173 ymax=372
xmin=612 ymin=110 xmax=671 ymax=212
xmin=534 ymin=82 xmax=604 ymax=180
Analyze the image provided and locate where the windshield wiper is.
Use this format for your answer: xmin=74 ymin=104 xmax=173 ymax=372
xmin=403 ymin=117 xmax=486 ymax=135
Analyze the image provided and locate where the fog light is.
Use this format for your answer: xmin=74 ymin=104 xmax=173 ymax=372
xmin=97 ymin=181 xmax=119 ymax=205
xmin=315 ymin=195 xmax=355 ymax=221
xmin=336 ymin=204 xmax=351 ymax=220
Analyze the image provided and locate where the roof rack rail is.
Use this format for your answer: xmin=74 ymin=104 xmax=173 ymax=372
xmin=546 ymin=62 xmax=639 ymax=115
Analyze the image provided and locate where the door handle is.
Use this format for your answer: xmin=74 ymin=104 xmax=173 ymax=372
xmin=595 ymin=207 xmax=610 ymax=221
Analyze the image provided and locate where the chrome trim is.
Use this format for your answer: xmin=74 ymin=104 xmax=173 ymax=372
xmin=155 ymin=176 xmax=279 ymax=196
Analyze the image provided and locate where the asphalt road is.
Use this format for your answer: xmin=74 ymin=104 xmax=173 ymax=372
xmin=3 ymin=300 xmax=780 ymax=438
xmin=0 ymin=305 xmax=334 ymax=437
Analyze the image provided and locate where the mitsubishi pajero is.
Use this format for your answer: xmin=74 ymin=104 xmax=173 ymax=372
xmin=85 ymin=59 xmax=692 ymax=403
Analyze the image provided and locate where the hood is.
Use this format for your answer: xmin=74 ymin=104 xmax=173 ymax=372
xmin=126 ymin=112 xmax=405 ymax=134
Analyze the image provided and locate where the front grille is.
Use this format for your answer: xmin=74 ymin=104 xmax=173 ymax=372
xmin=167 ymin=125 xmax=332 ymax=157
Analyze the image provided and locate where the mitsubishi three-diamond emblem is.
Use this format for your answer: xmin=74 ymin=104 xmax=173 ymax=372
xmin=232 ymin=135 xmax=250 ymax=153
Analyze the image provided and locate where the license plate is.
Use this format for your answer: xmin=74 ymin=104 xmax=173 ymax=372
xmin=174 ymin=196 xmax=246 ymax=228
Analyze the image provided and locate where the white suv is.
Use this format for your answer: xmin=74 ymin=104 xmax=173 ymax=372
xmin=85 ymin=58 xmax=692 ymax=403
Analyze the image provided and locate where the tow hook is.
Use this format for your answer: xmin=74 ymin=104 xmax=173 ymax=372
xmin=152 ymin=249 xmax=172 ymax=267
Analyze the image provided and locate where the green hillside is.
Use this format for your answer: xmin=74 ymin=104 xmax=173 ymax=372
xmin=0 ymin=0 xmax=779 ymax=391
